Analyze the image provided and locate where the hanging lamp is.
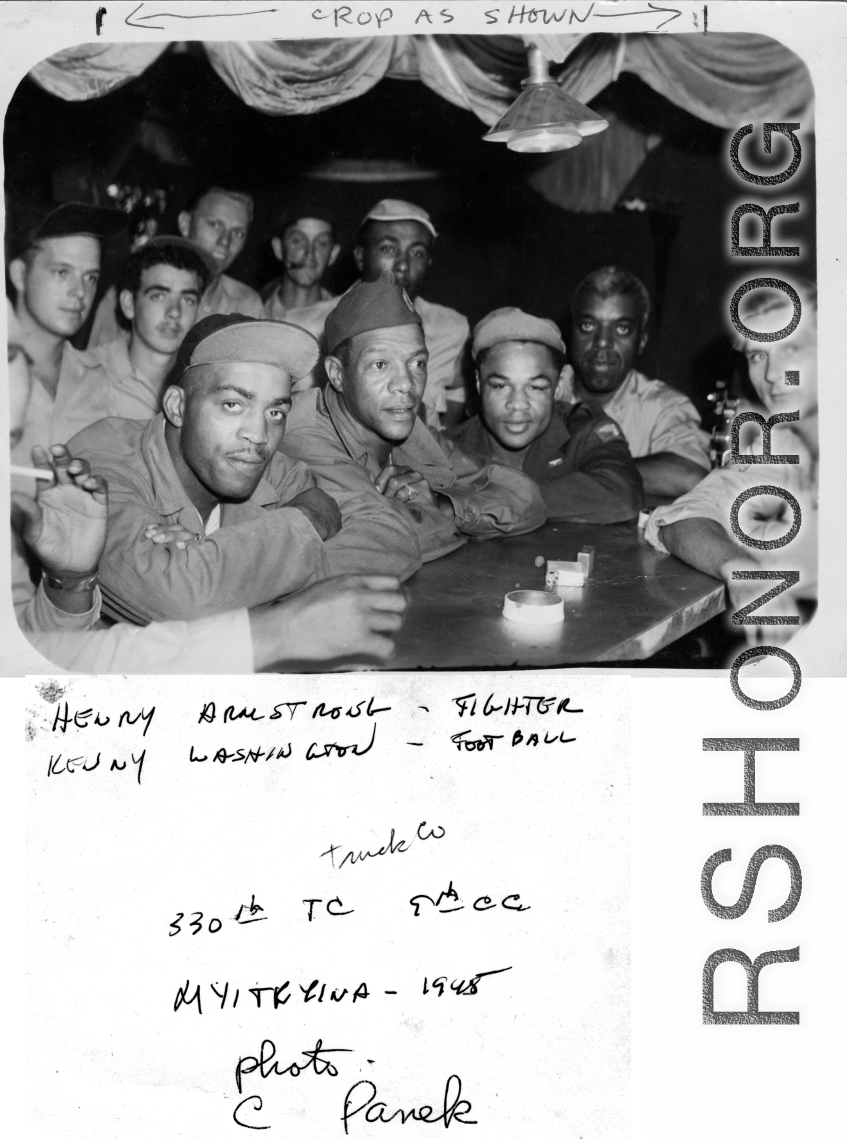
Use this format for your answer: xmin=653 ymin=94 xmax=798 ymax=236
xmin=483 ymin=45 xmax=609 ymax=153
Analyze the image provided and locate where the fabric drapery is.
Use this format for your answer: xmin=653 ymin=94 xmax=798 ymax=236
xmin=202 ymin=37 xmax=401 ymax=115
xmin=27 ymin=33 xmax=813 ymax=127
xmin=25 ymin=33 xmax=813 ymax=213
xmin=28 ymin=42 xmax=170 ymax=101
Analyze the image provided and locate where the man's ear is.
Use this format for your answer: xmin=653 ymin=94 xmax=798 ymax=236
xmin=177 ymin=212 xmax=191 ymax=240
xmin=8 ymin=257 xmax=26 ymax=295
xmin=271 ymin=236 xmax=283 ymax=263
xmin=324 ymin=355 xmax=344 ymax=393
xmin=554 ymin=363 xmax=574 ymax=403
xmin=118 ymin=289 xmax=135 ymax=323
xmin=353 ymin=246 xmax=364 ymax=274
xmin=328 ymin=243 xmax=341 ymax=268
xmin=638 ymin=328 xmax=649 ymax=356
xmin=162 ymin=384 xmax=186 ymax=428
xmin=474 ymin=368 xmax=482 ymax=398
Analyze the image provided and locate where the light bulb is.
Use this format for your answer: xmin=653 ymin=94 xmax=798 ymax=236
xmin=506 ymin=125 xmax=582 ymax=153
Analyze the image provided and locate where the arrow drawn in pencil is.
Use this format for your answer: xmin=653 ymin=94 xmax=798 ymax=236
xmin=125 ymin=3 xmax=278 ymax=31
xmin=595 ymin=2 xmax=682 ymax=30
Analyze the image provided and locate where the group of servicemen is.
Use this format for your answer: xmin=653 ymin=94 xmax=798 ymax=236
xmin=7 ymin=186 xmax=818 ymax=672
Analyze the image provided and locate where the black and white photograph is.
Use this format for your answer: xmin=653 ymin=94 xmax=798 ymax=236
xmin=2 ymin=5 xmax=845 ymax=1139
xmin=3 ymin=13 xmax=818 ymax=675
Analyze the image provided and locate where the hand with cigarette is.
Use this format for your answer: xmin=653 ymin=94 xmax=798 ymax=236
xmin=11 ymin=444 xmax=108 ymax=577
xmin=11 ymin=445 xmax=108 ymax=612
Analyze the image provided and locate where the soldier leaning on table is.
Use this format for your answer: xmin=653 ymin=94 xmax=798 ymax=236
xmin=65 ymin=314 xmax=350 ymax=626
xmin=448 ymin=307 xmax=643 ymax=525
xmin=354 ymin=199 xmax=470 ymax=430
xmin=560 ymin=265 xmax=711 ymax=498
xmin=282 ymin=272 xmax=547 ymax=583
xmin=7 ymin=301 xmax=407 ymax=673
xmin=645 ymin=282 xmax=818 ymax=641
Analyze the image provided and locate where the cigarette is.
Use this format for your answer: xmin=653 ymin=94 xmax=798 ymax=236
xmin=9 ymin=465 xmax=56 ymax=482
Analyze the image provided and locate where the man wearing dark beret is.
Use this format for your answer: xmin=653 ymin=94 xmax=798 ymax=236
xmin=283 ymin=274 xmax=547 ymax=581
xmin=68 ymin=314 xmax=354 ymax=625
xmin=448 ymin=307 xmax=643 ymax=524
xmin=9 ymin=202 xmax=127 ymax=464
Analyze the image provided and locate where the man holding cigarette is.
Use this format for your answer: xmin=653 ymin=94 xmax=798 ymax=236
xmin=261 ymin=207 xmax=341 ymax=390
xmin=8 ymin=302 xmax=407 ymax=671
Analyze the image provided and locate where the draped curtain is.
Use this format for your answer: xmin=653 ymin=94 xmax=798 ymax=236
xmin=27 ymin=33 xmax=814 ymax=125
xmin=26 ymin=33 xmax=813 ymax=213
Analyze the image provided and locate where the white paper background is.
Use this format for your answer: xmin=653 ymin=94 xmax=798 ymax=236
xmin=23 ymin=671 xmax=629 ymax=1137
xmin=1 ymin=4 xmax=846 ymax=1138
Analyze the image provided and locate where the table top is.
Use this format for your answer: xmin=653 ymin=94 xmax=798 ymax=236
xmin=382 ymin=519 xmax=726 ymax=670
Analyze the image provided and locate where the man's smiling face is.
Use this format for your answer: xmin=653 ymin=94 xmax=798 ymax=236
xmin=742 ymin=302 xmax=817 ymax=420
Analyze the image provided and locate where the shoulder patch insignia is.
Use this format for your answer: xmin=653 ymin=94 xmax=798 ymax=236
xmin=596 ymin=422 xmax=621 ymax=441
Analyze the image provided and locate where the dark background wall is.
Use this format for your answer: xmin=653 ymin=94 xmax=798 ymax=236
xmin=4 ymin=40 xmax=816 ymax=419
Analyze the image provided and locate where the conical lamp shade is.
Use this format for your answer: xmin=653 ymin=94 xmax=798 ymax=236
xmin=484 ymin=82 xmax=608 ymax=149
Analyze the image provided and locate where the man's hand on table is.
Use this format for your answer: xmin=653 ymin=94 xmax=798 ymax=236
xmin=249 ymin=574 xmax=408 ymax=669
xmin=376 ymin=462 xmax=455 ymax=520
xmin=288 ymin=487 xmax=342 ymax=540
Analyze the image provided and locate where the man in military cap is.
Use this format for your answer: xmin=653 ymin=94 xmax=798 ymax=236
xmin=68 ymin=314 xmax=347 ymax=625
xmin=354 ymin=199 xmax=469 ymax=428
xmin=8 ymin=201 xmax=127 ymax=462
xmin=91 ymin=236 xmax=214 ymax=419
xmin=283 ymin=273 xmax=546 ymax=582
xmin=449 ymin=307 xmax=643 ymax=524
xmin=8 ymin=301 xmax=407 ymax=672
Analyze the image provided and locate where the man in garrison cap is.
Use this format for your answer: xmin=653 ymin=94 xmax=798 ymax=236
xmin=355 ymin=199 xmax=470 ymax=429
xmin=67 ymin=314 xmax=352 ymax=626
xmin=282 ymin=273 xmax=547 ymax=582
xmin=8 ymin=301 xmax=407 ymax=673
xmin=8 ymin=202 xmax=127 ymax=464
xmin=448 ymin=307 xmax=643 ymax=524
